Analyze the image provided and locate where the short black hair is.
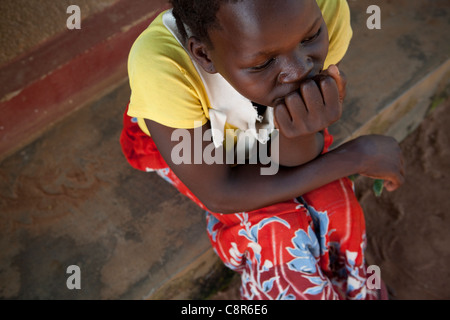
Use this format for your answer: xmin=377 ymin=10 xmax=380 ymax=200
xmin=170 ymin=0 xmax=241 ymax=46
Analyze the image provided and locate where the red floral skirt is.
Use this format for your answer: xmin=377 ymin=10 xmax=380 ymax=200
xmin=120 ymin=106 xmax=386 ymax=300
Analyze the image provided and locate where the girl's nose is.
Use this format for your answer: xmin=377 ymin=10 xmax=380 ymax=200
xmin=277 ymin=50 xmax=314 ymax=84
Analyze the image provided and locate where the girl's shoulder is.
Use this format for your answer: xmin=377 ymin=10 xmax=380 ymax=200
xmin=316 ymin=0 xmax=350 ymax=17
xmin=127 ymin=10 xmax=209 ymax=131
xmin=317 ymin=0 xmax=353 ymax=68
xmin=129 ymin=10 xmax=190 ymax=68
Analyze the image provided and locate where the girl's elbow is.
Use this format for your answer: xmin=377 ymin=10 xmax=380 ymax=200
xmin=202 ymin=198 xmax=238 ymax=215
xmin=199 ymin=190 xmax=243 ymax=215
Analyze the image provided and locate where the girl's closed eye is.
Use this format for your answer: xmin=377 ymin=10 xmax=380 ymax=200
xmin=249 ymin=28 xmax=322 ymax=72
xmin=301 ymin=27 xmax=322 ymax=45
xmin=250 ymin=58 xmax=276 ymax=72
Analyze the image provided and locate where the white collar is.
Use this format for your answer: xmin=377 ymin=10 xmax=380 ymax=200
xmin=162 ymin=9 xmax=274 ymax=151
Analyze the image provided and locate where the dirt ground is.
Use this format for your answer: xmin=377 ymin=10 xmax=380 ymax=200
xmin=212 ymin=100 xmax=450 ymax=300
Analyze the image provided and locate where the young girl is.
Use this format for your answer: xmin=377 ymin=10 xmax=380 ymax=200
xmin=121 ymin=0 xmax=404 ymax=300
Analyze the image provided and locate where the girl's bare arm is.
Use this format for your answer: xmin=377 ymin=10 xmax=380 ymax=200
xmin=146 ymin=118 xmax=404 ymax=214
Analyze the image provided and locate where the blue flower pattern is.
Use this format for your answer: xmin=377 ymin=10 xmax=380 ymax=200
xmin=206 ymin=197 xmax=372 ymax=300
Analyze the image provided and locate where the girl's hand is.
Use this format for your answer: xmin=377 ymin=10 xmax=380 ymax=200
xmin=274 ymin=65 xmax=346 ymax=139
xmin=346 ymin=135 xmax=406 ymax=191
xmin=324 ymin=65 xmax=346 ymax=103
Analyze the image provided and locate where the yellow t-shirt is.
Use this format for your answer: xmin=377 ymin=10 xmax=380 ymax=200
xmin=127 ymin=0 xmax=353 ymax=136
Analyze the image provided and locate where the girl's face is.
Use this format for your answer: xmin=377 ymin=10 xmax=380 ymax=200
xmin=200 ymin=0 xmax=329 ymax=107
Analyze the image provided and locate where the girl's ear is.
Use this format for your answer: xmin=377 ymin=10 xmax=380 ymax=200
xmin=188 ymin=37 xmax=217 ymax=74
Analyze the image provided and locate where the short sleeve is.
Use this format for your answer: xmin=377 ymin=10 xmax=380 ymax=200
xmin=317 ymin=0 xmax=353 ymax=68
xmin=127 ymin=14 xmax=210 ymax=132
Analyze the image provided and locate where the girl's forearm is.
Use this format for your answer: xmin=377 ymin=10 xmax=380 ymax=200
xmin=208 ymin=139 xmax=361 ymax=213
xmin=145 ymin=120 xmax=404 ymax=215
